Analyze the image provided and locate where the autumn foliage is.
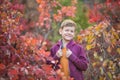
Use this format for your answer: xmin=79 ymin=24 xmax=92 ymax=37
xmin=36 ymin=0 xmax=77 ymax=29
xmin=77 ymin=21 xmax=120 ymax=80
xmin=0 ymin=0 xmax=77 ymax=80
xmin=88 ymin=0 xmax=120 ymax=25
xmin=0 ymin=0 xmax=55 ymax=80
xmin=77 ymin=0 xmax=120 ymax=78
xmin=0 ymin=0 xmax=120 ymax=80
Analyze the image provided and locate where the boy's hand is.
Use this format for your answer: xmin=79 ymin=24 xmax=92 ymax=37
xmin=66 ymin=49 xmax=72 ymax=58
xmin=56 ymin=49 xmax=62 ymax=57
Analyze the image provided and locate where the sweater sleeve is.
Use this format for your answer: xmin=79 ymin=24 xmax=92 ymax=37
xmin=50 ymin=46 xmax=60 ymax=60
xmin=69 ymin=45 xmax=88 ymax=71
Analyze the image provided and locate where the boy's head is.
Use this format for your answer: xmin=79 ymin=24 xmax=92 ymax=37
xmin=59 ymin=19 xmax=77 ymax=42
xmin=60 ymin=19 xmax=77 ymax=29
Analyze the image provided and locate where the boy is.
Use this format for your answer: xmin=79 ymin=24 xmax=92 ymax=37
xmin=50 ymin=19 xmax=88 ymax=80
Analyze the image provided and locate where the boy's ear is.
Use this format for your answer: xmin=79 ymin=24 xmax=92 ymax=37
xmin=59 ymin=28 xmax=62 ymax=35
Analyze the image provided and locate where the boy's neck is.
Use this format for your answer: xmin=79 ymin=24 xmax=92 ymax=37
xmin=62 ymin=39 xmax=69 ymax=48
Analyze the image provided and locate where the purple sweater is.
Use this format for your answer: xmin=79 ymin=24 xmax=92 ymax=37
xmin=50 ymin=40 xmax=88 ymax=80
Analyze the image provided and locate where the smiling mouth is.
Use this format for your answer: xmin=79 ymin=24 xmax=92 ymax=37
xmin=65 ymin=35 xmax=72 ymax=37
xmin=65 ymin=36 xmax=73 ymax=38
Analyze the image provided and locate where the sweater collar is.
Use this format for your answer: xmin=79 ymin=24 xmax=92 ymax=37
xmin=57 ymin=39 xmax=75 ymax=48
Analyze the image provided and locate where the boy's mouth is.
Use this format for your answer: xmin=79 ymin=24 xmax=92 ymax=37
xmin=65 ymin=34 xmax=73 ymax=37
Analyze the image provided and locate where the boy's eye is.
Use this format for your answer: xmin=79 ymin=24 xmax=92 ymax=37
xmin=65 ymin=29 xmax=69 ymax=31
xmin=71 ymin=30 xmax=74 ymax=32
xmin=64 ymin=29 xmax=74 ymax=32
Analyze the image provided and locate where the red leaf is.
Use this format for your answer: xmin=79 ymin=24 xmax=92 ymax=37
xmin=0 ymin=63 xmax=6 ymax=70
xmin=48 ymin=76 xmax=56 ymax=80
xmin=8 ymin=69 xmax=18 ymax=75
xmin=11 ymin=75 xmax=19 ymax=80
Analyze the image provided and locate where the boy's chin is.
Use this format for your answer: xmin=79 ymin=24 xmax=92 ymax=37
xmin=64 ymin=38 xmax=73 ymax=41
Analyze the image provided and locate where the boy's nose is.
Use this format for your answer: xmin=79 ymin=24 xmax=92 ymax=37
xmin=68 ymin=31 xmax=72 ymax=34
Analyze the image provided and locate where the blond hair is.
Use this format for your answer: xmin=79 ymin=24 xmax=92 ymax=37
xmin=60 ymin=19 xmax=77 ymax=28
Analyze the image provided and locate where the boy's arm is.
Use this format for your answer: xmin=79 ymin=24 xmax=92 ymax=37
xmin=69 ymin=45 xmax=88 ymax=71
xmin=46 ymin=47 xmax=60 ymax=70
xmin=50 ymin=47 xmax=60 ymax=60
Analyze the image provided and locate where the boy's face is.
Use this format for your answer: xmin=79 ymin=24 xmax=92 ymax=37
xmin=59 ymin=26 xmax=75 ymax=42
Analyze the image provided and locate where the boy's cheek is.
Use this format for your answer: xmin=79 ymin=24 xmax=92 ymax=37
xmin=59 ymin=28 xmax=63 ymax=35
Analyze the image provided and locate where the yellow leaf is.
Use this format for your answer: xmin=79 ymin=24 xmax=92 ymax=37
xmin=117 ymin=48 xmax=120 ymax=54
xmin=1 ymin=12 xmax=7 ymax=18
xmin=111 ymin=38 xmax=116 ymax=45
xmin=112 ymin=31 xmax=119 ymax=39
xmin=100 ymin=67 xmax=104 ymax=75
xmin=102 ymin=59 xmax=109 ymax=68
xmin=77 ymin=35 xmax=82 ymax=43
xmin=95 ymin=23 xmax=103 ymax=31
xmin=107 ymin=46 xmax=111 ymax=53
xmin=99 ymin=76 xmax=104 ymax=80
xmin=86 ymin=44 xmax=93 ymax=50
xmin=87 ymin=33 xmax=95 ymax=44
xmin=107 ymin=72 xmax=113 ymax=80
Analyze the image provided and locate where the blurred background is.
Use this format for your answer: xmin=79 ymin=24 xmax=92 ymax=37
xmin=0 ymin=0 xmax=120 ymax=80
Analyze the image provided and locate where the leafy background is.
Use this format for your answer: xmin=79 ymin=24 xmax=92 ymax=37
xmin=0 ymin=0 xmax=120 ymax=80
